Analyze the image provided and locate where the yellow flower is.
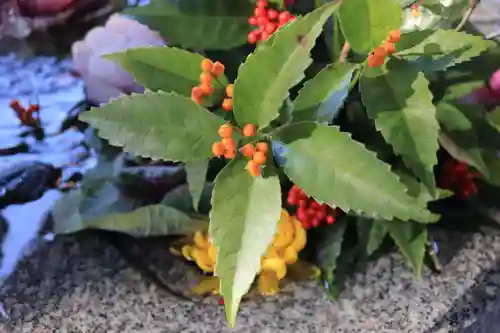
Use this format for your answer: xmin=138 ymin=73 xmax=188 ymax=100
xmin=172 ymin=208 xmax=312 ymax=297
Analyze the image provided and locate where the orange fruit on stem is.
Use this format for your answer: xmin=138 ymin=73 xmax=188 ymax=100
xmin=211 ymin=62 xmax=225 ymax=77
xmin=240 ymin=144 xmax=255 ymax=157
xmin=243 ymin=124 xmax=256 ymax=137
xmin=253 ymin=151 xmax=266 ymax=165
xmin=218 ymin=124 xmax=233 ymax=138
xmin=384 ymin=42 xmax=396 ymax=54
xmin=212 ymin=142 xmax=225 ymax=156
xmin=200 ymin=83 xmax=214 ymax=96
xmin=222 ymin=138 xmax=235 ymax=151
xmin=247 ymin=160 xmax=261 ymax=177
xmin=201 ymin=59 xmax=214 ymax=73
xmin=255 ymin=142 xmax=268 ymax=153
xmin=226 ymin=84 xmax=233 ymax=98
xmin=387 ymin=30 xmax=400 ymax=43
xmin=222 ymin=98 xmax=233 ymax=111
xmin=200 ymin=73 xmax=213 ymax=85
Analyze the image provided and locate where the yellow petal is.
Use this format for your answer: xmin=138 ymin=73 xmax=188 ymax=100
xmin=272 ymin=209 xmax=295 ymax=248
xmin=208 ymin=243 xmax=217 ymax=263
xmin=258 ymin=271 xmax=280 ymax=296
xmin=181 ymin=245 xmax=193 ymax=260
xmin=290 ymin=217 xmax=307 ymax=252
xmin=191 ymin=248 xmax=214 ymax=273
xmin=261 ymin=257 xmax=287 ymax=280
xmin=265 ymin=245 xmax=279 ymax=259
xmin=283 ymin=246 xmax=298 ymax=265
xmin=193 ymin=230 xmax=209 ymax=249
xmin=191 ymin=276 xmax=220 ymax=296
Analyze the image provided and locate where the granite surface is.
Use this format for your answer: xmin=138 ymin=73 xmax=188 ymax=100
xmin=0 ymin=227 xmax=499 ymax=333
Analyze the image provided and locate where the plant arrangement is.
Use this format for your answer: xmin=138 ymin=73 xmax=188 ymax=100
xmin=52 ymin=0 xmax=500 ymax=327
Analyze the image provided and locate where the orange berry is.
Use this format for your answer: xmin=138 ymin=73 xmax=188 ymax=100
xmin=201 ymin=59 xmax=214 ymax=73
xmin=367 ymin=54 xmax=385 ymax=68
xmin=218 ymin=124 xmax=233 ymax=138
xmin=212 ymin=142 xmax=225 ymax=156
xmin=200 ymin=83 xmax=214 ymax=96
xmin=200 ymin=73 xmax=213 ymax=85
xmin=226 ymin=84 xmax=233 ymax=98
xmin=191 ymin=96 xmax=202 ymax=104
xmin=255 ymin=142 xmax=268 ymax=153
xmin=252 ymin=151 xmax=266 ymax=165
xmin=243 ymin=124 xmax=256 ymax=137
xmin=222 ymin=98 xmax=233 ymax=111
xmin=191 ymin=86 xmax=203 ymax=99
xmin=373 ymin=45 xmax=387 ymax=57
xmin=222 ymin=138 xmax=235 ymax=151
xmin=224 ymin=149 xmax=236 ymax=159
xmin=387 ymin=30 xmax=401 ymax=43
xmin=211 ymin=61 xmax=225 ymax=77
xmin=384 ymin=42 xmax=396 ymax=55
xmin=240 ymin=143 xmax=255 ymax=157
xmin=247 ymin=160 xmax=261 ymax=177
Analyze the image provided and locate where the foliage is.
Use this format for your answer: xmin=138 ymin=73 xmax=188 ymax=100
xmin=53 ymin=0 xmax=500 ymax=327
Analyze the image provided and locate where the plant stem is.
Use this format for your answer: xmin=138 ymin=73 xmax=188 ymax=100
xmin=339 ymin=42 xmax=351 ymax=63
xmin=454 ymin=0 xmax=477 ymax=32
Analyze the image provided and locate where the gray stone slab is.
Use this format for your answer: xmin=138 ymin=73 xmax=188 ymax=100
xmin=1 ymin=228 xmax=500 ymax=333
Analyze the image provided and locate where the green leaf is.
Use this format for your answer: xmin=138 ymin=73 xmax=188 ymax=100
xmin=385 ymin=220 xmax=428 ymax=279
xmin=356 ymin=217 xmax=387 ymax=256
xmin=79 ymin=91 xmax=224 ymax=162
xmin=125 ymin=0 xmax=253 ymax=49
xmin=55 ymin=190 xmax=199 ymax=237
xmin=396 ymin=29 xmax=495 ymax=71
xmin=272 ymin=122 xmax=433 ymax=223
xmin=436 ymin=102 xmax=500 ymax=178
xmin=232 ymin=1 xmax=340 ymax=129
xmin=104 ymin=47 xmax=227 ymax=106
xmin=292 ymin=63 xmax=356 ymax=123
xmin=338 ymin=0 xmax=402 ymax=53
xmin=360 ymin=59 xmax=439 ymax=193
xmin=185 ymin=160 xmax=209 ymax=211
xmin=209 ymin=157 xmax=281 ymax=327
xmin=432 ymin=46 xmax=500 ymax=103
xmin=318 ymin=218 xmax=347 ymax=297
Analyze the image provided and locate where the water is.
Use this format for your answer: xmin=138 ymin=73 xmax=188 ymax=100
xmin=0 ymin=54 xmax=93 ymax=285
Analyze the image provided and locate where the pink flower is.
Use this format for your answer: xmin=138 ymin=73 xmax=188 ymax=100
xmin=71 ymin=14 xmax=165 ymax=105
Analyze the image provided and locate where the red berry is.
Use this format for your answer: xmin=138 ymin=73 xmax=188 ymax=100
xmin=267 ymin=9 xmax=278 ymax=20
xmin=248 ymin=16 xmax=258 ymax=25
xmin=297 ymin=208 xmax=308 ymax=222
xmin=287 ymin=194 xmax=298 ymax=205
xmin=316 ymin=210 xmax=326 ymax=220
xmin=257 ymin=0 xmax=269 ymax=8
xmin=298 ymin=199 xmax=307 ymax=208
xmin=265 ymin=22 xmax=277 ymax=34
xmin=311 ymin=218 xmax=320 ymax=228
xmin=255 ymin=7 xmax=267 ymax=17
xmin=248 ymin=30 xmax=260 ymax=44
xmin=326 ymin=215 xmax=335 ymax=224
xmin=257 ymin=16 xmax=269 ymax=26
xmin=279 ymin=11 xmax=291 ymax=23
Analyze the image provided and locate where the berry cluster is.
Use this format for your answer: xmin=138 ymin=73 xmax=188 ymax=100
xmin=247 ymin=0 xmax=296 ymax=44
xmin=239 ymin=125 xmax=268 ymax=177
xmin=9 ymin=99 xmax=40 ymax=127
xmin=222 ymin=84 xmax=233 ymax=112
xmin=287 ymin=185 xmax=337 ymax=229
xmin=212 ymin=124 xmax=236 ymax=159
xmin=439 ymin=158 xmax=479 ymax=199
xmin=191 ymin=59 xmax=225 ymax=105
xmin=367 ymin=30 xmax=401 ymax=68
